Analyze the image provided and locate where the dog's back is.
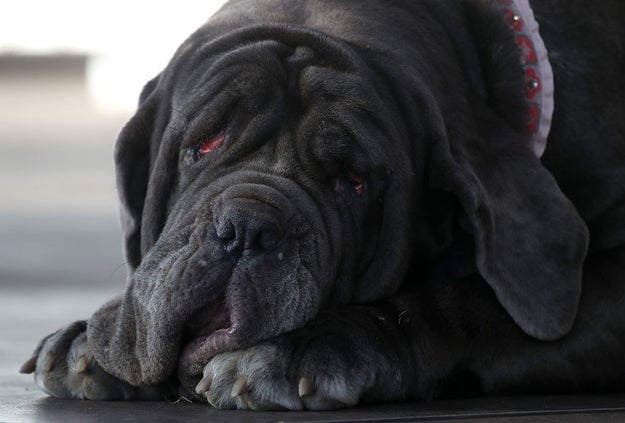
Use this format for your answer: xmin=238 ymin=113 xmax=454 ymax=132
xmin=533 ymin=0 xmax=625 ymax=253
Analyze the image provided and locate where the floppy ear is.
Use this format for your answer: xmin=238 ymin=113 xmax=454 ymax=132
xmin=427 ymin=101 xmax=588 ymax=341
xmin=417 ymin=0 xmax=589 ymax=340
xmin=114 ymin=76 xmax=160 ymax=272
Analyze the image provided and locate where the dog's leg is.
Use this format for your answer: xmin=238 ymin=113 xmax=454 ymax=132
xmin=192 ymin=248 xmax=625 ymax=409
xmin=190 ymin=305 xmax=438 ymax=410
xmin=21 ymin=321 xmax=171 ymax=400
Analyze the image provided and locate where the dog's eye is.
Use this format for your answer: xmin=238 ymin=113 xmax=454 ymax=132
xmin=194 ymin=133 xmax=225 ymax=160
xmin=346 ymin=170 xmax=364 ymax=195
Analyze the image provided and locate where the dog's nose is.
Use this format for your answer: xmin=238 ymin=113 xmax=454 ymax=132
xmin=214 ymin=204 xmax=284 ymax=254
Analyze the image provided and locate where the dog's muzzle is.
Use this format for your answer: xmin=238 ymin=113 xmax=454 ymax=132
xmin=211 ymin=183 xmax=298 ymax=260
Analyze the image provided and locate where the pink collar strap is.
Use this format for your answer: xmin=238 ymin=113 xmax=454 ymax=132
xmin=498 ymin=0 xmax=554 ymax=158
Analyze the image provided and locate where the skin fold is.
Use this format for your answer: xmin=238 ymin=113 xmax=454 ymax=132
xmin=22 ymin=0 xmax=625 ymax=410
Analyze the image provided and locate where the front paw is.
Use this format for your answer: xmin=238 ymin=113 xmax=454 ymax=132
xmin=194 ymin=335 xmax=377 ymax=411
xmin=21 ymin=321 xmax=138 ymax=400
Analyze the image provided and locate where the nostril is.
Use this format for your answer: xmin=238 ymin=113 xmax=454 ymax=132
xmin=258 ymin=229 xmax=282 ymax=251
xmin=240 ymin=220 xmax=282 ymax=253
xmin=215 ymin=219 xmax=236 ymax=241
xmin=213 ymin=201 xmax=286 ymax=254
xmin=214 ymin=216 xmax=284 ymax=254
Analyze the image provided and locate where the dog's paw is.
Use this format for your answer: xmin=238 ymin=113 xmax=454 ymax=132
xmin=195 ymin=343 xmax=302 ymax=410
xmin=21 ymin=321 xmax=140 ymax=400
xmin=194 ymin=337 xmax=375 ymax=410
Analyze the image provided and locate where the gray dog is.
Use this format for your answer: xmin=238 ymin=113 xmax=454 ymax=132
xmin=22 ymin=0 xmax=625 ymax=410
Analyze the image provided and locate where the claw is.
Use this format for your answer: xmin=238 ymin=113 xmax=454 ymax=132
xmin=298 ymin=377 xmax=313 ymax=397
xmin=19 ymin=356 xmax=37 ymax=374
xmin=74 ymin=356 xmax=89 ymax=374
xmin=195 ymin=376 xmax=212 ymax=395
xmin=230 ymin=376 xmax=249 ymax=398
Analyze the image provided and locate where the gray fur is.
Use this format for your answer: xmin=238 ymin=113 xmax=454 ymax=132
xmin=24 ymin=0 xmax=625 ymax=409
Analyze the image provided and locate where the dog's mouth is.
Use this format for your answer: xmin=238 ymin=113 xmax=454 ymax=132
xmin=182 ymin=296 xmax=238 ymax=354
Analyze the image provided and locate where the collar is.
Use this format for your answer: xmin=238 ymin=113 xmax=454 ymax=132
xmin=497 ymin=0 xmax=554 ymax=158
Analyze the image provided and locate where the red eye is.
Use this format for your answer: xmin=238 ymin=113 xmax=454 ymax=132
xmin=346 ymin=170 xmax=364 ymax=195
xmin=195 ymin=133 xmax=225 ymax=159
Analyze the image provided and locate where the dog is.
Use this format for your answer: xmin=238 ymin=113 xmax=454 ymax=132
xmin=21 ymin=0 xmax=625 ymax=410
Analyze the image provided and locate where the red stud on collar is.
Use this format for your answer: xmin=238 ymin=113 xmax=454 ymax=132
xmin=497 ymin=0 xmax=554 ymax=158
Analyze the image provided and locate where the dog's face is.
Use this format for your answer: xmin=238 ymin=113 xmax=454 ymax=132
xmin=103 ymin=2 xmax=589 ymax=386
xmin=116 ymin=26 xmax=418 ymax=374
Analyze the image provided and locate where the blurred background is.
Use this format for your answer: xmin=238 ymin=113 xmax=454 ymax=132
xmin=0 ymin=0 xmax=226 ymax=393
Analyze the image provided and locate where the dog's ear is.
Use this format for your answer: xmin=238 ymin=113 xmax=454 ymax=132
xmin=426 ymin=105 xmax=590 ymax=343
xmin=419 ymin=0 xmax=589 ymax=340
xmin=114 ymin=76 xmax=161 ymax=272
xmin=428 ymin=100 xmax=588 ymax=341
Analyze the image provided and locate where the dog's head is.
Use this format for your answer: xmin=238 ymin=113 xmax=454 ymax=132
xmin=99 ymin=1 xmax=588 ymax=386
xmin=114 ymin=23 xmax=419 ymax=383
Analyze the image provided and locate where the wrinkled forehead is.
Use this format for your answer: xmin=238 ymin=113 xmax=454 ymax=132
xmin=157 ymin=24 xmax=397 ymax=158
xmin=163 ymin=25 xmax=376 ymax=117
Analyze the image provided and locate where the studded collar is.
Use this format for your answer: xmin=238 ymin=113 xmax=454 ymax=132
xmin=497 ymin=0 xmax=554 ymax=158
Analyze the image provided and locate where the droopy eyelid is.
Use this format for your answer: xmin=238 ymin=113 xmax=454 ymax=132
xmin=194 ymin=132 xmax=226 ymax=160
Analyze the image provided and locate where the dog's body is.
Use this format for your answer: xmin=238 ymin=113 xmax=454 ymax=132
xmin=23 ymin=0 xmax=625 ymax=409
